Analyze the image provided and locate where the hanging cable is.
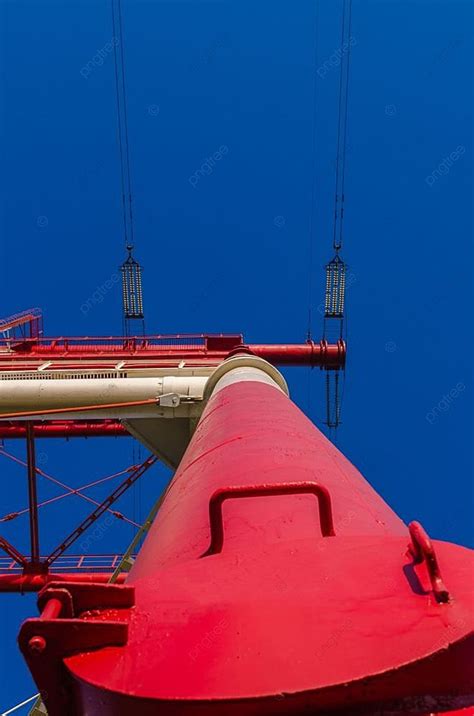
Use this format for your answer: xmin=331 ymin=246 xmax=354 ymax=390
xmin=307 ymin=0 xmax=320 ymax=341
xmin=111 ymin=0 xmax=135 ymax=250
xmin=332 ymin=0 xmax=353 ymax=254
xmin=110 ymin=1 xmax=146 ymax=335
xmin=110 ymin=1 xmax=146 ymax=543
xmin=325 ymin=0 xmax=353 ymax=307
xmin=322 ymin=0 xmax=353 ymax=430
xmin=117 ymin=0 xmax=135 ymax=249
xmin=0 ymin=448 xmax=142 ymax=528
xmin=337 ymin=0 xmax=353 ymax=252
xmin=111 ymin=0 xmax=130 ymax=248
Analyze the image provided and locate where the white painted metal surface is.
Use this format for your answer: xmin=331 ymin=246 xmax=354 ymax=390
xmin=0 ymin=376 xmax=207 ymax=420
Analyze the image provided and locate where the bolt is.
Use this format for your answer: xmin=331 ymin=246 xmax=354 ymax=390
xmin=28 ymin=635 xmax=46 ymax=654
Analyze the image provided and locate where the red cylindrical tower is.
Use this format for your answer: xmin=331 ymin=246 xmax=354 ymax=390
xmin=19 ymin=357 xmax=474 ymax=715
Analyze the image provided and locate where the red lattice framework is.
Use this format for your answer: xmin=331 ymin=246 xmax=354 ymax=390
xmin=0 ymin=311 xmax=345 ymax=591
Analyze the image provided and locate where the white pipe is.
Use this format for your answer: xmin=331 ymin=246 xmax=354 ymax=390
xmin=0 ymin=376 xmax=208 ymax=420
xmin=204 ymin=355 xmax=288 ymax=399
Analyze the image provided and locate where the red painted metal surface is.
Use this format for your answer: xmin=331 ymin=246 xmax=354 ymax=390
xmin=21 ymin=378 xmax=473 ymax=715
xmin=0 ymin=308 xmax=43 ymax=339
xmin=0 ymin=554 xmax=131 ymax=592
xmin=0 ymin=571 xmax=127 ymax=592
xmin=408 ymin=520 xmax=450 ymax=603
xmin=203 ymin=481 xmax=336 ymax=555
xmin=0 ymin=420 xmax=127 ymax=438
xmin=0 ymin=334 xmax=345 ymax=369
xmin=25 ymin=423 xmax=40 ymax=564
xmin=19 ymin=582 xmax=134 ymax=712
xmin=0 ymin=334 xmax=345 ymax=439
xmin=0 ymin=456 xmax=155 ymax=589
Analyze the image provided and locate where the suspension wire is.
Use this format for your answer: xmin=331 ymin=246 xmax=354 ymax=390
xmin=111 ymin=0 xmax=130 ymax=248
xmin=323 ymin=0 xmax=353 ymax=432
xmin=332 ymin=0 xmax=353 ymax=253
xmin=332 ymin=0 xmax=347 ymax=252
xmin=336 ymin=0 xmax=353 ymax=251
xmin=111 ymin=0 xmax=147 ymax=338
xmin=117 ymin=0 xmax=135 ymax=248
xmin=307 ymin=0 xmax=320 ymax=341
xmin=0 ymin=449 xmax=141 ymax=528
xmin=0 ymin=472 xmax=140 ymax=528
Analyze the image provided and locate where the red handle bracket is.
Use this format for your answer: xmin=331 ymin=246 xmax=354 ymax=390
xmin=202 ymin=481 xmax=335 ymax=556
xmin=408 ymin=520 xmax=449 ymax=603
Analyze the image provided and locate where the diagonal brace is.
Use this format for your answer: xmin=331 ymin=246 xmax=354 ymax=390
xmin=46 ymin=456 xmax=157 ymax=566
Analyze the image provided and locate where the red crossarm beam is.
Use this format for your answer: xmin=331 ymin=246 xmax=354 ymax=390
xmin=0 ymin=420 xmax=128 ymax=439
xmin=0 ymin=334 xmax=345 ymax=368
xmin=0 ymin=335 xmax=345 ymax=438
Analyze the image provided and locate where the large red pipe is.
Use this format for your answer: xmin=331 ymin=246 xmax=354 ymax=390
xmin=19 ymin=360 xmax=473 ymax=715
xmin=246 ymin=340 xmax=345 ymax=367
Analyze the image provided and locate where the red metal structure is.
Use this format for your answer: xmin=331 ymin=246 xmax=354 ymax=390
xmin=0 ymin=333 xmax=345 ymax=584
xmin=0 ymin=332 xmax=344 ymax=437
xmin=0 ymin=332 xmax=344 ymax=366
xmin=6 ymin=352 xmax=472 ymax=715
xmin=1 ymin=326 xmax=472 ymax=715
xmin=0 ymin=308 xmax=43 ymax=341
xmin=0 ymin=420 xmax=128 ymax=439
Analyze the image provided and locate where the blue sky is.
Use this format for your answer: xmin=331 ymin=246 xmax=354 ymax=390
xmin=0 ymin=0 xmax=472 ymax=711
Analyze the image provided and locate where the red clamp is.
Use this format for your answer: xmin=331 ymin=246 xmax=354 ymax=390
xmin=18 ymin=581 xmax=135 ymax=716
xmin=408 ymin=521 xmax=450 ymax=604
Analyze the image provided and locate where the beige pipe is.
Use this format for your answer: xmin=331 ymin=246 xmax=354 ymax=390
xmin=0 ymin=376 xmax=208 ymax=420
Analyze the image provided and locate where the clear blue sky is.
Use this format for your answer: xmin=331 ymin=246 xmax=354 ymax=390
xmin=0 ymin=0 xmax=472 ymax=711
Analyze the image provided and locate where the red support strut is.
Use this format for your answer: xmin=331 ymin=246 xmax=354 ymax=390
xmin=25 ymin=422 xmax=40 ymax=564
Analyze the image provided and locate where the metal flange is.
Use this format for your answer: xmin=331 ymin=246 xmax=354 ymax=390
xmin=203 ymin=355 xmax=289 ymax=401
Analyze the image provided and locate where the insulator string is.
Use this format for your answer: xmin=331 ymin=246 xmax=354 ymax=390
xmin=321 ymin=0 xmax=353 ymax=432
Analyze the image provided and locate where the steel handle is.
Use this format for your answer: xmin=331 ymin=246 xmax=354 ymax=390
xmin=203 ymin=481 xmax=335 ymax=556
xmin=408 ymin=520 xmax=449 ymax=603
